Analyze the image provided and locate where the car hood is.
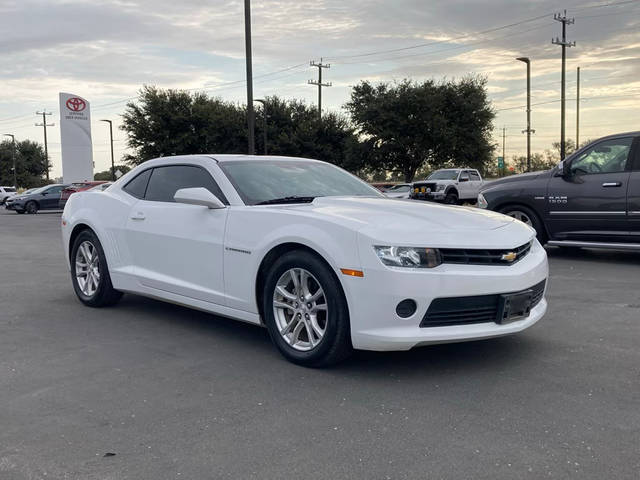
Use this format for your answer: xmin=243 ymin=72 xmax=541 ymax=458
xmin=481 ymin=170 xmax=549 ymax=190
xmin=275 ymin=196 xmax=534 ymax=248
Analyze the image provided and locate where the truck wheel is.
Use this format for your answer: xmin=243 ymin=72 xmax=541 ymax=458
xmin=444 ymin=191 xmax=458 ymax=205
xmin=499 ymin=205 xmax=547 ymax=244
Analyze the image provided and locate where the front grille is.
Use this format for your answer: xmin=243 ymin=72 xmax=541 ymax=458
xmin=440 ymin=241 xmax=532 ymax=266
xmin=420 ymin=279 xmax=546 ymax=327
xmin=411 ymin=183 xmax=437 ymax=193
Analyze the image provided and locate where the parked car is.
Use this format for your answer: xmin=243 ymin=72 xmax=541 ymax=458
xmin=59 ymin=181 xmax=108 ymax=208
xmin=0 ymin=186 xmax=17 ymax=205
xmin=86 ymin=182 xmax=113 ymax=192
xmin=62 ymin=154 xmax=548 ymax=367
xmin=384 ymin=183 xmax=412 ymax=199
xmin=410 ymin=168 xmax=484 ymax=204
xmin=5 ymin=184 xmax=68 ymax=214
xmin=478 ymin=132 xmax=640 ymax=249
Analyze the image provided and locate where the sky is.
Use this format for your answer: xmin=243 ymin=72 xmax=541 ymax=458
xmin=1 ymin=0 xmax=639 ymax=178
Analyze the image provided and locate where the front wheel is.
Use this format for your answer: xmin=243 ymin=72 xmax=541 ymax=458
xmin=444 ymin=191 xmax=458 ymax=205
xmin=262 ymin=250 xmax=352 ymax=367
xmin=70 ymin=229 xmax=123 ymax=307
xmin=25 ymin=201 xmax=38 ymax=214
xmin=499 ymin=205 xmax=547 ymax=244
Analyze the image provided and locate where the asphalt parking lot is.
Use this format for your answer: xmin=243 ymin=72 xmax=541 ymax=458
xmin=1 ymin=209 xmax=639 ymax=480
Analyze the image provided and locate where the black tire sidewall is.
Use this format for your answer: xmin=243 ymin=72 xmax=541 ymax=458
xmin=445 ymin=191 xmax=458 ymax=204
xmin=262 ymin=251 xmax=350 ymax=366
xmin=70 ymin=230 xmax=115 ymax=306
xmin=26 ymin=201 xmax=37 ymax=214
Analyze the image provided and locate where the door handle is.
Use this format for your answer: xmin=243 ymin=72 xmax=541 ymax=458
xmin=130 ymin=212 xmax=145 ymax=220
xmin=602 ymin=182 xmax=622 ymax=187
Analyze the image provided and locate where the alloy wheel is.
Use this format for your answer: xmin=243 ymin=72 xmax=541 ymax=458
xmin=504 ymin=210 xmax=533 ymax=227
xmin=75 ymin=240 xmax=100 ymax=296
xmin=272 ymin=268 xmax=328 ymax=351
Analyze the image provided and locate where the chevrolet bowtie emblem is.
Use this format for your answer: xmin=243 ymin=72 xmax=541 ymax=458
xmin=501 ymin=252 xmax=517 ymax=262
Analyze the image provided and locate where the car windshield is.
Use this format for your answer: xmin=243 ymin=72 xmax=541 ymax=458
xmin=219 ymin=159 xmax=382 ymax=205
xmin=427 ymin=170 xmax=459 ymax=180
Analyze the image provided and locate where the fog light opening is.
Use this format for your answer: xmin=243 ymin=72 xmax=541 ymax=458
xmin=396 ymin=299 xmax=417 ymax=318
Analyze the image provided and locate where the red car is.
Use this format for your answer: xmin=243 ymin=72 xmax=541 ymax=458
xmin=59 ymin=181 xmax=108 ymax=209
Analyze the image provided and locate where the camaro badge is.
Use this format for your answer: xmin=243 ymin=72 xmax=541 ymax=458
xmin=501 ymin=252 xmax=517 ymax=262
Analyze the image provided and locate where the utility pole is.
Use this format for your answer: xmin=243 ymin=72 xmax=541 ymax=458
xmin=576 ymin=67 xmax=580 ymax=147
xmin=254 ymin=99 xmax=267 ymax=155
xmin=502 ymin=127 xmax=506 ymax=176
xmin=308 ymin=58 xmax=331 ymax=120
xmin=244 ymin=0 xmax=255 ymax=154
xmin=516 ymin=57 xmax=535 ymax=172
xmin=552 ymin=10 xmax=575 ymax=161
xmin=35 ymin=110 xmax=54 ymax=180
xmin=3 ymin=134 xmax=17 ymax=188
xmin=100 ymin=119 xmax=115 ymax=180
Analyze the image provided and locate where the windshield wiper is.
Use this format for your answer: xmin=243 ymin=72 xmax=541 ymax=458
xmin=256 ymin=196 xmax=316 ymax=205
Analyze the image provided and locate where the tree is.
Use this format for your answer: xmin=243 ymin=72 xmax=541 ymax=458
xmin=121 ymin=85 xmax=246 ymax=165
xmin=345 ymin=77 xmax=495 ymax=182
xmin=510 ymin=153 xmax=556 ymax=174
xmin=0 ymin=139 xmax=49 ymax=188
xmin=94 ymin=165 xmax=131 ymax=181
xmin=121 ymin=88 xmax=364 ymax=172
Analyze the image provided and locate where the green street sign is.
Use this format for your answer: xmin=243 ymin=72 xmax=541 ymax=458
xmin=497 ymin=156 xmax=504 ymax=169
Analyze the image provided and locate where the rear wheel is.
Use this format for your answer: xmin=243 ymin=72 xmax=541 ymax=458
xmin=262 ymin=250 xmax=352 ymax=367
xmin=25 ymin=201 xmax=38 ymax=214
xmin=70 ymin=229 xmax=123 ymax=307
xmin=500 ymin=205 xmax=547 ymax=244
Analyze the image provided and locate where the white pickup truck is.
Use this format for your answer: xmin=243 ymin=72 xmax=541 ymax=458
xmin=0 ymin=186 xmax=17 ymax=205
xmin=409 ymin=168 xmax=484 ymax=204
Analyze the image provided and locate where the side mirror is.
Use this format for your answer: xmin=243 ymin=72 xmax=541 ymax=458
xmin=555 ymin=160 xmax=569 ymax=178
xmin=174 ymin=187 xmax=226 ymax=209
xmin=41 ymin=191 xmax=49 ymax=195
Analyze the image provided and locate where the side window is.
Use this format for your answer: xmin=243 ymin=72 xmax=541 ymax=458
xmin=569 ymin=137 xmax=633 ymax=175
xmin=123 ymin=169 xmax=152 ymax=199
xmin=459 ymin=171 xmax=470 ymax=182
xmin=470 ymin=171 xmax=481 ymax=181
xmin=48 ymin=186 xmax=64 ymax=194
xmin=144 ymin=165 xmax=228 ymax=204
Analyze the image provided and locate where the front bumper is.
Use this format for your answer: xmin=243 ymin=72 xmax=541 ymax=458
xmin=342 ymin=238 xmax=549 ymax=351
xmin=410 ymin=191 xmax=445 ymax=202
xmin=5 ymin=202 xmax=23 ymax=211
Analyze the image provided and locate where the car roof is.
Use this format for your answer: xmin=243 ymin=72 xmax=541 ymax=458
xmin=141 ymin=154 xmax=324 ymax=165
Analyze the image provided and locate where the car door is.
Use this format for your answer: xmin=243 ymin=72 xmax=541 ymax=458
xmin=545 ymin=136 xmax=635 ymax=242
xmin=468 ymin=170 xmax=483 ymax=198
xmin=625 ymin=137 xmax=640 ymax=242
xmin=125 ymin=164 xmax=229 ymax=305
xmin=41 ymin=185 xmax=64 ymax=209
xmin=457 ymin=170 xmax=472 ymax=199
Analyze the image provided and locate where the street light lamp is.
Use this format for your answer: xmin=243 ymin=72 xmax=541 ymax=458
xmin=254 ymin=99 xmax=267 ymax=155
xmin=99 ymin=119 xmax=115 ymax=181
xmin=3 ymin=134 xmax=17 ymax=188
xmin=516 ymin=57 xmax=534 ymax=172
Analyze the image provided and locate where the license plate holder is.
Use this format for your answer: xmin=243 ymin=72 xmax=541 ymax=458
xmin=498 ymin=290 xmax=533 ymax=324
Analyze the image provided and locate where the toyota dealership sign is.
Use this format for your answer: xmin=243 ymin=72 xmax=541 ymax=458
xmin=59 ymin=92 xmax=93 ymax=183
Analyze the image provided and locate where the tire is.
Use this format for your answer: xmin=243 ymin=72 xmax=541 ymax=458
xmin=444 ymin=191 xmax=458 ymax=205
xmin=499 ymin=205 xmax=547 ymax=244
xmin=70 ymin=229 xmax=123 ymax=307
xmin=25 ymin=201 xmax=38 ymax=214
xmin=262 ymin=250 xmax=352 ymax=367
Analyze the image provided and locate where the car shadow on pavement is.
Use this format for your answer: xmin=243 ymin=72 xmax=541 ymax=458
xmin=114 ymin=294 xmax=537 ymax=376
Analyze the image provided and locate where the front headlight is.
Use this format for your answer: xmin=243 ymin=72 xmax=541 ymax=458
xmin=374 ymin=246 xmax=442 ymax=268
xmin=436 ymin=184 xmax=446 ymax=192
xmin=477 ymin=193 xmax=488 ymax=209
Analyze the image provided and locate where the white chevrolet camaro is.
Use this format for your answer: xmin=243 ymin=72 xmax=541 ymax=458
xmin=62 ymin=155 xmax=548 ymax=366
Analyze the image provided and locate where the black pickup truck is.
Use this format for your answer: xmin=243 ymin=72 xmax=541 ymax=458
xmin=478 ymin=132 xmax=640 ymax=250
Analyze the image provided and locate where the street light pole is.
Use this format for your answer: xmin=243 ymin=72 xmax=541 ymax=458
xmin=100 ymin=119 xmax=115 ymax=180
xmin=3 ymin=134 xmax=17 ymax=188
xmin=516 ymin=57 xmax=534 ymax=172
xmin=254 ymin=99 xmax=267 ymax=155
xmin=244 ymin=0 xmax=255 ymax=155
